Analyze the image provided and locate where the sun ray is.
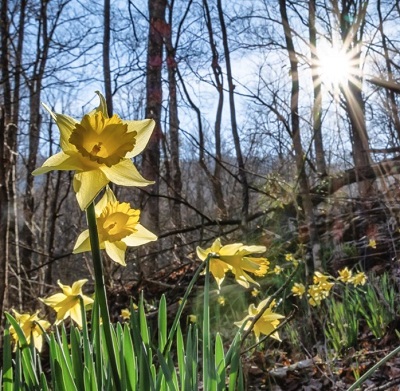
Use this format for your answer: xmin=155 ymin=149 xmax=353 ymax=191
xmin=316 ymin=38 xmax=361 ymax=92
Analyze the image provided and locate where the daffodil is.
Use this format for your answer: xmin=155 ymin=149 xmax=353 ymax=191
xmin=33 ymin=92 xmax=155 ymax=210
xmin=234 ymin=298 xmax=284 ymax=341
xmin=368 ymin=239 xmax=377 ymax=249
xmin=350 ymin=271 xmax=367 ymax=286
xmin=291 ymin=282 xmax=305 ymax=297
xmin=196 ymin=238 xmax=269 ymax=289
xmin=337 ymin=267 xmax=353 ymax=283
xmin=273 ymin=265 xmax=283 ymax=275
xmin=285 ymin=253 xmax=294 ymax=261
xmin=73 ymin=186 xmax=157 ymax=265
xmin=9 ymin=310 xmax=50 ymax=352
xmin=313 ymin=271 xmax=331 ymax=285
xmin=40 ymin=279 xmax=94 ymax=328
xmin=120 ymin=309 xmax=131 ymax=320
xmin=307 ymin=285 xmax=323 ymax=306
xmin=217 ymin=296 xmax=226 ymax=306
xmin=307 ymin=278 xmax=334 ymax=306
xmin=251 ymin=288 xmax=260 ymax=297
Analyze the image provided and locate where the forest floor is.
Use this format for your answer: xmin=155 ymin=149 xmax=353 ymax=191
xmin=107 ymin=259 xmax=400 ymax=391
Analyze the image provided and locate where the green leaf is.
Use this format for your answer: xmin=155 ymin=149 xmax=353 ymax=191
xmin=70 ymin=327 xmax=84 ymax=390
xmin=2 ymin=322 xmax=13 ymax=391
xmin=123 ymin=324 xmax=137 ymax=391
xmin=215 ymin=333 xmax=226 ymax=390
xmin=158 ymin=295 xmax=167 ymax=352
xmin=156 ymin=350 xmax=178 ymax=391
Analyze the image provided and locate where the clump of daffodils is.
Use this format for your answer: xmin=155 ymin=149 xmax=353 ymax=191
xmin=291 ymin=268 xmax=368 ymax=306
xmin=196 ymin=238 xmax=269 ymax=289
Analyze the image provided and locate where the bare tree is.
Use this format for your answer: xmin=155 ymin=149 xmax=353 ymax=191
xmin=279 ymin=0 xmax=321 ymax=273
xmin=309 ymin=0 xmax=327 ymax=177
xmin=217 ymin=0 xmax=250 ymax=231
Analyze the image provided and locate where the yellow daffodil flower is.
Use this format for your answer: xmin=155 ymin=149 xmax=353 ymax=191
xmin=9 ymin=310 xmax=50 ymax=352
xmin=196 ymin=238 xmax=269 ymax=289
xmin=307 ymin=285 xmax=323 ymax=306
xmin=73 ymin=186 xmax=157 ymax=265
xmin=234 ymin=298 xmax=284 ymax=341
xmin=368 ymin=239 xmax=377 ymax=249
xmin=33 ymin=92 xmax=155 ymax=210
xmin=273 ymin=265 xmax=283 ymax=275
xmin=307 ymin=277 xmax=335 ymax=306
xmin=120 ymin=309 xmax=131 ymax=320
xmin=40 ymin=279 xmax=94 ymax=328
xmin=337 ymin=267 xmax=353 ymax=283
xmin=188 ymin=314 xmax=197 ymax=323
xmin=313 ymin=271 xmax=331 ymax=285
xmin=217 ymin=296 xmax=226 ymax=306
xmin=251 ymin=288 xmax=260 ymax=297
xmin=291 ymin=282 xmax=305 ymax=297
xmin=350 ymin=271 xmax=367 ymax=286
xmin=285 ymin=253 xmax=294 ymax=261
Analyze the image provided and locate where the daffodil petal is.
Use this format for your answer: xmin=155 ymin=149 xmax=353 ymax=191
xmin=54 ymin=298 xmax=75 ymax=322
xmin=240 ymin=245 xmax=266 ymax=254
xmin=40 ymin=293 xmax=67 ymax=307
xmin=105 ymin=241 xmax=127 ymax=266
xmin=73 ymin=230 xmax=91 ymax=253
xmin=125 ymin=119 xmax=155 ymax=157
xmin=73 ymin=170 xmax=109 ymax=210
xmin=57 ymin=280 xmax=73 ymax=296
xmin=122 ymin=224 xmax=157 ymax=246
xmin=82 ymin=294 xmax=94 ymax=306
xmin=69 ymin=304 xmax=83 ymax=328
xmin=210 ymin=238 xmax=222 ymax=253
xmin=33 ymin=334 xmax=43 ymax=352
xmin=32 ymin=152 xmax=83 ymax=175
xmin=100 ymin=159 xmax=154 ymax=187
xmin=196 ymin=246 xmax=210 ymax=261
xmin=42 ymin=103 xmax=78 ymax=151
xmin=95 ymin=186 xmax=117 ymax=214
xmin=71 ymin=279 xmax=89 ymax=295
xmin=209 ymin=259 xmax=229 ymax=289
xmin=219 ymin=243 xmax=243 ymax=256
xmin=94 ymin=91 xmax=109 ymax=118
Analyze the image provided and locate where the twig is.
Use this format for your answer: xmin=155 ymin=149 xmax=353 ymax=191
xmin=365 ymin=376 xmax=400 ymax=390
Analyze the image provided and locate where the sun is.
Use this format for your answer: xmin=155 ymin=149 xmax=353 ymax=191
xmin=317 ymin=41 xmax=356 ymax=89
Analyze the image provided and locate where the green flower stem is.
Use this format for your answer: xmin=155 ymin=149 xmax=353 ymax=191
xmin=86 ymin=202 xmax=121 ymax=391
xmin=203 ymin=256 xmax=211 ymax=391
xmin=163 ymin=259 xmax=207 ymax=355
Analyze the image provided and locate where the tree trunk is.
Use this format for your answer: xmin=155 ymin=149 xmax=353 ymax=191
xmin=279 ymin=0 xmax=321 ymax=274
xmin=141 ymin=0 xmax=167 ymax=235
xmin=0 ymin=0 xmax=12 ymax=322
xmin=309 ymin=0 xmax=327 ymax=176
xmin=202 ymin=0 xmax=227 ymax=219
xmin=217 ymin=0 xmax=249 ymax=231
xmin=103 ymin=0 xmax=113 ymax=116
xmin=334 ymin=0 xmax=373 ymax=198
xmin=165 ymin=1 xmax=185 ymax=230
xmin=376 ymin=0 xmax=400 ymax=141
